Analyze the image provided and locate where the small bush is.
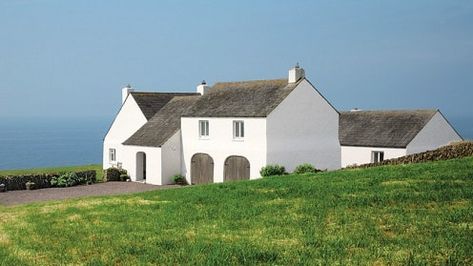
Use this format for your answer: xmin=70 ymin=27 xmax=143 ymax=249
xmin=25 ymin=181 xmax=35 ymax=190
xmin=260 ymin=165 xmax=286 ymax=177
xmin=293 ymin=163 xmax=321 ymax=174
xmin=51 ymin=172 xmax=88 ymax=187
xmin=120 ymin=174 xmax=129 ymax=182
xmin=104 ymin=168 xmax=128 ymax=182
xmin=172 ymin=174 xmax=187 ymax=185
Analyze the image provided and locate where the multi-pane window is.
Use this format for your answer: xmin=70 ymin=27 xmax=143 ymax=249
xmin=233 ymin=121 xmax=244 ymax=139
xmin=372 ymin=151 xmax=384 ymax=163
xmin=109 ymin=148 xmax=116 ymax=162
xmin=199 ymin=120 xmax=209 ymax=138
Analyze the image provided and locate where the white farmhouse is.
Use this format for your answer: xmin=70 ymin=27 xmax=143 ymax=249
xmin=103 ymin=65 xmax=462 ymax=185
xmin=104 ymin=66 xmax=340 ymax=185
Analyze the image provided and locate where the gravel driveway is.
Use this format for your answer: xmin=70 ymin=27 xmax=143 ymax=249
xmin=0 ymin=182 xmax=178 ymax=206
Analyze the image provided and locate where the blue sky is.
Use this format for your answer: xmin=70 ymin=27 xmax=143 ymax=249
xmin=0 ymin=0 xmax=472 ymax=123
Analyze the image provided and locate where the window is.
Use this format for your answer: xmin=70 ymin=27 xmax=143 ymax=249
xmin=233 ymin=120 xmax=244 ymax=139
xmin=109 ymin=148 xmax=116 ymax=162
xmin=372 ymin=151 xmax=384 ymax=163
xmin=199 ymin=120 xmax=209 ymax=138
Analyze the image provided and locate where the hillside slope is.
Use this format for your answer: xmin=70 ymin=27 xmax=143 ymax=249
xmin=1 ymin=158 xmax=472 ymax=265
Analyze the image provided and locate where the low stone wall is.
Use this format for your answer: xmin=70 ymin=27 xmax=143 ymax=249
xmin=350 ymin=141 xmax=473 ymax=169
xmin=0 ymin=170 xmax=96 ymax=192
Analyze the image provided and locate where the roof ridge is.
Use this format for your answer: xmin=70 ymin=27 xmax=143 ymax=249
xmin=130 ymin=91 xmax=198 ymax=95
xmin=212 ymin=78 xmax=287 ymax=85
xmin=341 ymin=109 xmax=437 ymax=113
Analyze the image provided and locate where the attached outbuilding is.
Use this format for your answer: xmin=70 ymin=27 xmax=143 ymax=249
xmin=103 ymin=89 xmax=199 ymax=184
xmin=122 ymin=96 xmax=200 ymax=185
xmin=339 ymin=110 xmax=463 ymax=167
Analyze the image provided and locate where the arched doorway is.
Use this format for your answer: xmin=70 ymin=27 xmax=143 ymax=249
xmin=224 ymin=156 xmax=250 ymax=181
xmin=136 ymin=152 xmax=146 ymax=181
xmin=191 ymin=153 xmax=214 ymax=184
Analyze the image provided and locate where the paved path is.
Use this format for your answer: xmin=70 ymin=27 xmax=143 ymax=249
xmin=0 ymin=182 xmax=178 ymax=206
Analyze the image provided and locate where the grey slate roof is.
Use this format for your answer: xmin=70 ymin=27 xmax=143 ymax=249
xmin=182 ymin=79 xmax=300 ymax=117
xmin=131 ymin=92 xmax=199 ymax=120
xmin=339 ymin=110 xmax=438 ymax=148
xmin=123 ymin=95 xmax=200 ymax=147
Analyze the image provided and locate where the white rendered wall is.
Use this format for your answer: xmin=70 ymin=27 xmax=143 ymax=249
xmin=161 ymin=131 xmax=182 ymax=185
xmin=406 ymin=112 xmax=463 ymax=154
xmin=341 ymin=146 xmax=406 ymax=167
xmin=103 ymin=96 xmax=147 ymax=170
xmin=181 ymin=117 xmax=267 ymax=183
xmin=119 ymin=145 xmax=162 ymax=185
xmin=266 ymin=79 xmax=341 ymax=171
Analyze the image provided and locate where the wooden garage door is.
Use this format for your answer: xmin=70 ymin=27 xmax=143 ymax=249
xmin=191 ymin=153 xmax=214 ymax=185
xmin=224 ymin=156 xmax=250 ymax=181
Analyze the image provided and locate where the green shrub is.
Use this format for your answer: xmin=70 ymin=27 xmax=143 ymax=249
xmin=0 ymin=170 xmax=96 ymax=191
xmin=104 ymin=168 xmax=128 ymax=182
xmin=120 ymin=174 xmax=129 ymax=182
xmin=25 ymin=181 xmax=35 ymax=190
xmin=293 ymin=163 xmax=321 ymax=174
xmin=50 ymin=172 xmax=89 ymax=187
xmin=172 ymin=174 xmax=187 ymax=185
xmin=260 ymin=165 xmax=286 ymax=177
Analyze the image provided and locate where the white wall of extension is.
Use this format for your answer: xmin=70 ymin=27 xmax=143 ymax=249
xmin=341 ymin=146 xmax=406 ymax=168
xmin=161 ymin=131 xmax=182 ymax=185
xmin=119 ymin=145 xmax=162 ymax=184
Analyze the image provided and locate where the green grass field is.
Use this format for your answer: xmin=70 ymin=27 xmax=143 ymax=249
xmin=0 ymin=164 xmax=103 ymax=181
xmin=0 ymin=158 xmax=472 ymax=265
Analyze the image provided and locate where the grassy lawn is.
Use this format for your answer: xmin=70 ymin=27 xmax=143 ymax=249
xmin=0 ymin=158 xmax=472 ymax=265
xmin=0 ymin=164 xmax=103 ymax=181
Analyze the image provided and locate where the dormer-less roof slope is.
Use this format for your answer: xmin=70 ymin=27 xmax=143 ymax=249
xmin=123 ymin=95 xmax=200 ymax=147
xmin=339 ymin=110 xmax=438 ymax=148
xmin=182 ymin=79 xmax=301 ymax=117
xmin=131 ymin=92 xmax=200 ymax=120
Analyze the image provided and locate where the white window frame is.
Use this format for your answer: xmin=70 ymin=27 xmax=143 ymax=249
xmin=372 ymin=151 xmax=384 ymax=163
xmin=199 ymin=120 xmax=209 ymax=139
xmin=233 ymin=120 xmax=244 ymax=139
xmin=109 ymin=148 xmax=116 ymax=162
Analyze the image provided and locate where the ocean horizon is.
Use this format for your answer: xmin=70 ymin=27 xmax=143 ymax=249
xmin=0 ymin=116 xmax=472 ymax=171
xmin=0 ymin=117 xmax=110 ymax=170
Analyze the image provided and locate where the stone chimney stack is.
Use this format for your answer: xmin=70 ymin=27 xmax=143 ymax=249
xmin=122 ymin=84 xmax=134 ymax=104
xmin=288 ymin=63 xmax=305 ymax=83
xmin=197 ymin=80 xmax=210 ymax=95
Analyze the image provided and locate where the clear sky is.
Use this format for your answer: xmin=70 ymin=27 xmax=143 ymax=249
xmin=1 ymin=1 xmax=472 ymax=121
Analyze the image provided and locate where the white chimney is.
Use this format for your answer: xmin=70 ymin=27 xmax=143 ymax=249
xmin=122 ymin=84 xmax=134 ymax=104
xmin=288 ymin=63 xmax=305 ymax=83
xmin=197 ymin=80 xmax=210 ymax=95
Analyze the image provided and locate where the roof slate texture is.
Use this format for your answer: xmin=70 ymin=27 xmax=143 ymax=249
xmin=123 ymin=95 xmax=200 ymax=147
xmin=131 ymin=92 xmax=199 ymax=120
xmin=182 ymin=79 xmax=300 ymax=117
xmin=339 ymin=110 xmax=438 ymax=148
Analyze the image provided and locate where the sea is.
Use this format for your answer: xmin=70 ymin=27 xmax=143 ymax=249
xmin=0 ymin=117 xmax=111 ymax=170
xmin=0 ymin=116 xmax=472 ymax=170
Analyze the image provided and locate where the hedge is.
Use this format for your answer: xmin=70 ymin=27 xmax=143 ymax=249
xmin=0 ymin=170 xmax=96 ymax=192
xmin=103 ymin=168 xmax=128 ymax=182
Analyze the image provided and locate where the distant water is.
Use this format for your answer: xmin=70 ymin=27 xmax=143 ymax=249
xmin=0 ymin=117 xmax=110 ymax=170
xmin=0 ymin=116 xmax=471 ymax=170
